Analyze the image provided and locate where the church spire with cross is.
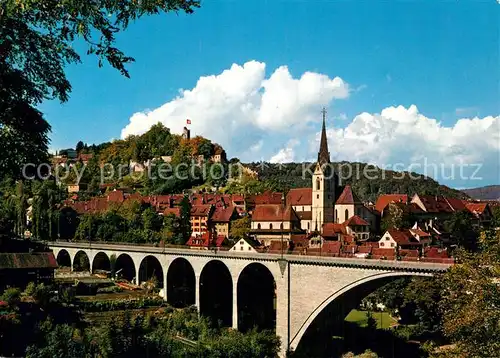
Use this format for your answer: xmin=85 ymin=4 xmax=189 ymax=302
xmin=317 ymin=107 xmax=330 ymax=165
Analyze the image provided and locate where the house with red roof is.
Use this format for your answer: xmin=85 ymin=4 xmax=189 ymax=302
xmin=250 ymin=204 xmax=304 ymax=246
xmin=375 ymin=194 xmax=409 ymax=214
xmin=379 ymin=229 xmax=422 ymax=251
xmin=286 ymin=188 xmax=313 ymax=232
xmin=409 ymin=227 xmax=432 ymax=246
xmin=334 ymin=185 xmax=377 ymax=231
xmin=344 ymin=215 xmax=371 ymax=241
xmin=210 ymin=205 xmax=238 ymax=239
xmin=465 ymin=202 xmax=493 ymax=225
xmin=186 ymin=232 xmax=226 ymax=250
xmin=190 ymin=204 xmax=214 ymax=237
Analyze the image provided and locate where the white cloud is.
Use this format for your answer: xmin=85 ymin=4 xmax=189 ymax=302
xmin=120 ymin=61 xmax=499 ymax=186
xmin=318 ymin=105 xmax=500 ymax=185
xmin=269 ymin=139 xmax=300 ymax=163
xmin=121 ymin=60 xmax=350 ymax=160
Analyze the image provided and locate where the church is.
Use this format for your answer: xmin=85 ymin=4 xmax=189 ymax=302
xmin=250 ymin=109 xmax=377 ymax=246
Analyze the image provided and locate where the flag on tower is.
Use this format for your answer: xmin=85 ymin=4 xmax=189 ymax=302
xmin=186 ymin=119 xmax=191 ymax=125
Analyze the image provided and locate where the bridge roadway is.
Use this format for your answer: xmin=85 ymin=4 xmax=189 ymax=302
xmin=48 ymin=241 xmax=451 ymax=356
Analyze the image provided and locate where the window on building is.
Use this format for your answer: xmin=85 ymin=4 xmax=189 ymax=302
xmin=248 ymin=247 xmax=251 ymax=251
xmin=391 ymin=243 xmax=395 ymax=248
xmin=269 ymin=223 xmax=273 ymax=230
xmin=380 ymin=242 xmax=384 ymax=247
xmin=335 ymin=209 xmax=338 ymax=222
xmin=316 ymin=194 xmax=319 ymax=199
xmin=345 ymin=209 xmax=348 ymax=221
xmin=240 ymin=240 xmax=244 ymax=245
xmin=316 ymin=178 xmax=320 ymax=190
xmin=240 ymin=246 xmax=243 ymax=251
xmin=385 ymin=237 xmax=390 ymax=241
xmin=280 ymin=223 xmax=283 ymax=229
xmin=307 ymin=222 xmax=310 ymax=230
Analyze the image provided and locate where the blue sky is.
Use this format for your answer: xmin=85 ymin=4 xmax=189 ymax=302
xmin=41 ymin=0 xmax=499 ymax=188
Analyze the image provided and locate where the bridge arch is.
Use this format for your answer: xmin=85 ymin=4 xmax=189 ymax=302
xmin=92 ymin=252 xmax=111 ymax=273
xmin=290 ymin=271 xmax=430 ymax=353
xmin=115 ymin=253 xmax=136 ymax=283
xmin=139 ymin=255 xmax=164 ymax=289
xmin=56 ymin=249 xmax=71 ymax=268
xmin=199 ymin=260 xmax=232 ymax=327
xmin=167 ymin=257 xmax=195 ymax=307
xmin=73 ymin=250 xmax=91 ymax=272
xmin=237 ymin=262 xmax=276 ymax=332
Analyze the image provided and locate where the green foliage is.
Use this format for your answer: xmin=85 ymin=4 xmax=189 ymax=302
xmin=0 ymin=0 xmax=200 ymax=179
xmin=73 ymin=203 xmax=165 ymax=244
xmin=23 ymin=303 xmax=280 ymax=358
xmin=230 ymin=216 xmax=251 ymax=240
xmin=444 ymin=210 xmax=479 ymax=251
xmin=436 ymin=229 xmax=500 ymax=358
xmin=365 ymin=313 xmax=377 ymax=332
xmin=26 ymin=319 xmax=86 ymax=358
xmin=78 ymin=297 xmax=164 ymax=312
xmin=342 ymin=350 xmax=379 ymax=358
xmin=1 ymin=287 xmax=21 ymax=307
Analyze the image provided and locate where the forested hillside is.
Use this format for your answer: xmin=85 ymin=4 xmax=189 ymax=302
xmin=243 ymin=162 xmax=467 ymax=203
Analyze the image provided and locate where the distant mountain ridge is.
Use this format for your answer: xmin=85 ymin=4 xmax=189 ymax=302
xmin=461 ymin=185 xmax=500 ymax=201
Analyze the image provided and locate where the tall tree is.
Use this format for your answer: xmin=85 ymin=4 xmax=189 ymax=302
xmin=435 ymin=229 xmax=500 ymax=357
xmin=0 ymin=0 xmax=200 ymax=179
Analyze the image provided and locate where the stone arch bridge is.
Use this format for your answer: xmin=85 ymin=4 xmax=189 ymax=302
xmin=49 ymin=242 xmax=450 ymax=356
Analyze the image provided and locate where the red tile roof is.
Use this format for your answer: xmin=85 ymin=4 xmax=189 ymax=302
xmin=322 ymin=241 xmax=342 ymax=254
xmin=211 ymin=205 xmax=235 ymax=222
xmin=107 ymin=190 xmax=125 ymax=203
xmin=190 ymin=205 xmax=213 ymax=217
xmin=247 ymin=191 xmax=283 ymax=206
xmin=386 ymin=229 xmax=420 ymax=245
xmin=186 ymin=232 xmax=225 ymax=248
xmin=415 ymin=195 xmax=454 ymax=213
xmin=163 ymin=207 xmax=181 ymax=217
xmin=409 ymin=228 xmax=431 ymax=237
xmin=424 ymin=247 xmax=449 ymax=258
xmin=358 ymin=246 xmax=372 ymax=254
xmin=375 ymin=194 xmax=408 ymax=213
xmin=444 ymin=197 xmax=467 ymax=211
xmin=336 ymin=185 xmax=362 ymax=205
xmin=252 ymin=204 xmax=299 ymax=222
xmin=322 ymin=223 xmax=347 ymax=237
xmin=399 ymin=249 xmax=419 ymax=258
xmin=465 ymin=202 xmax=488 ymax=215
xmin=0 ymin=252 xmax=58 ymax=270
xmin=344 ymin=215 xmax=369 ymax=226
xmin=286 ymin=188 xmax=312 ymax=206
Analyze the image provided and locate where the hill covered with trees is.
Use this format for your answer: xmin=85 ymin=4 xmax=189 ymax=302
xmin=241 ymin=162 xmax=467 ymax=203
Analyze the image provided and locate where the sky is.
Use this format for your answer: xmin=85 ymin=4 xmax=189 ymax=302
xmin=40 ymin=0 xmax=499 ymax=188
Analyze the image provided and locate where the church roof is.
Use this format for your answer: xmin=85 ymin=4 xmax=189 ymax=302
xmin=286 ymin=188 xmax=312 ymax=206
xmin=252 ymin=204 xmax=300 ymax=222
xmin=317 ymin=108 xmax=330 ymax=165
xmin=344 ymin=215 xmax=369 ymax=226
xmin=336 ymin=185 xmax=362 ymax=205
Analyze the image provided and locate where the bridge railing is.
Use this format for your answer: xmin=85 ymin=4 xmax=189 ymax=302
xmin=47 ymin=240 xmax=453 ymax=271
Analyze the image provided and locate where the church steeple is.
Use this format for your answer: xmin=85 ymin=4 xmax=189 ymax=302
xmin=318 ymin=107 xmax=330 ymax=165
